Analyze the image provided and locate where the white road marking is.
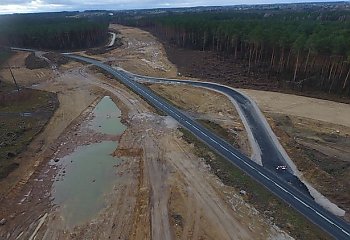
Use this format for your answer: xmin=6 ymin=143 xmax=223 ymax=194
xmin=74 ymin=56 xmax=350 ymax=238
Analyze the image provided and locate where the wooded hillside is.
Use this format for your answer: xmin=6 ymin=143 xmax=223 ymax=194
xmin=115 ymin=10 xmax=350 ymax=97
xmin=0 ymin=13 xmax=109 ymax=50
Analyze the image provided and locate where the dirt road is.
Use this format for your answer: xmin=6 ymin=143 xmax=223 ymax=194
xmin=241 ymin=89 xmax=350 ymax=128
xmin=91 ymin=24 xmax=179 ymax=78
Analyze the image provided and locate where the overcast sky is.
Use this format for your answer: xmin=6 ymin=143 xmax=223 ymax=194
xmin=0 ymin=0 xmax=342 ymax=14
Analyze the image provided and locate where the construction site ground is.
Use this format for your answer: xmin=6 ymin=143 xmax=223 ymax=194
xmin=0 ymin=23 xmax=348 ymax=239
xmin=0 ymin=25 xmax=295 ymax=239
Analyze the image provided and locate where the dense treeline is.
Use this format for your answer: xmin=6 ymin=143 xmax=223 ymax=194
xmin=0 ymin=13 xmax=109 ymax=50
xmin=0 ymin=47 xmax=11 ymax=67
xmin=115 ymin=10 xmax=350 ymax=96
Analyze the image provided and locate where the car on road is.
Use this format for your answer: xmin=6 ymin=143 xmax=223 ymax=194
xmin=276 ymin=165 xmax=287 ymax=171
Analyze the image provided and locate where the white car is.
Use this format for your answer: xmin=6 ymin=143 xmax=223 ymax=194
xmin=276 ymin=165 xmax=287 ymax=171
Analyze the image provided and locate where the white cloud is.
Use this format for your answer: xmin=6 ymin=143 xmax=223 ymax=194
xmin=0 ymin=0 xmax=66 ymax=14
xmin=0 ymin=0 xmax=343 ymax=14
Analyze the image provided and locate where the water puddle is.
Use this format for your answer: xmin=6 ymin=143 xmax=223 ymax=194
xmin=51 ymin=141 xmax=120 ymax=227
xmin=51 ymin=96 xmax=126 ymax=228
xmin=89 ymin=96 xmax=126 ymax=134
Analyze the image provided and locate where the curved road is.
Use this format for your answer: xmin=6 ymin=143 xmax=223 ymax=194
xmin=9 ymin=48 xmax=350 ymax=239
xmin=127 ymin=72 xmax=311 ymax=196
xmin=107 ymin=32 xmax=117 ymax=47
xmin=63 ymin=54 xmax=350 ymax=239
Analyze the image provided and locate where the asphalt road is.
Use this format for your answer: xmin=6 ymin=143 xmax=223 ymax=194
xmin=64 ymin=54 xmax=350 ymax=239
xmin=127 ymin=73 xmax=312 ymax=196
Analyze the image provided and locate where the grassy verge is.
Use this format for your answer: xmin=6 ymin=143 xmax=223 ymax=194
xmin=179 ymin=127 xmax=330 ymax=240
xmin=147 ymin=86 xmax=246 ymax=153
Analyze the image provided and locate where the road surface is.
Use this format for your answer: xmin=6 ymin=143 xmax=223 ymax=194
xmin=128 ymin=72 xmax=313 ymax=196
xmin=107 ymin=32 xmax=117 ymax=47
xmin=65 ymin=54 xmax=350 ymax=240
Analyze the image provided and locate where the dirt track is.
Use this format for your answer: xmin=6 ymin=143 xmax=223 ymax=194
xmin=241 ymin=89 xmax=350 ymax=128
xmin=85 ymin=24 xmax=178 ymax=79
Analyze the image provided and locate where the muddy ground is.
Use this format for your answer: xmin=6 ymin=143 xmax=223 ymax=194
xmin=0 ymin=25 xmax=293 ymax=239
xmin=0 ymin=65 xmax=276 ymax=239
xmin=0 ymin=52 xmax=101 ymax=197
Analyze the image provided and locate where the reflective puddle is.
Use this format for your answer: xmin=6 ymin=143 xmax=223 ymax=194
xmin=52 ymin=141 xmax=119 ymax=227
xmin=89 ymin=96 xmax=126 ymax=134
xmin=51 ymin=96 xmax=126 ymax=228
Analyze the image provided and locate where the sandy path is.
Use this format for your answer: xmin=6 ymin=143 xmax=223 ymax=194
xmin=100 ymin=24 xmax=178 ymax=78
xmin=242 ymin=89 xmax=350 ymax=127
xmin=107 ymin=32 xmax=117 ymax=47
